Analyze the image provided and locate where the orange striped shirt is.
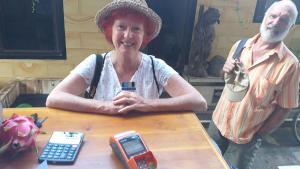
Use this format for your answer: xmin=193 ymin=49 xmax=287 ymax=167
xmin=212 ymin=34 xmax=300 ymax=144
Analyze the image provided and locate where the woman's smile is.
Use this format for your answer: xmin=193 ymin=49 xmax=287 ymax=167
xmin=121 ymin=41 xmax=135 ymax=48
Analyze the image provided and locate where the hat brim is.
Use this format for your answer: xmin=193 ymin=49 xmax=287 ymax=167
xmin=95 ymin=1 xmax=162 ymax=41
xmin=224 ymin=85 xmax=248 ymax=102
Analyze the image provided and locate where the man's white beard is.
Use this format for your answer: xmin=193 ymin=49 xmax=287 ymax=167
xmin=260 ymin=22 xmax=290 ymax=43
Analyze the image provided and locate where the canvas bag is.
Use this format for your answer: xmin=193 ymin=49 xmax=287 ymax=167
xmin=223 ymin=39 xmax=249 ymax=102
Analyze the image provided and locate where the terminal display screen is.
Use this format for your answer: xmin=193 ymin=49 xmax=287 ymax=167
xmin=120 ymin=135 xmax=146 ymax=158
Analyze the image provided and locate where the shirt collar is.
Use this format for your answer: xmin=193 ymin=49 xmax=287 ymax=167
xmin=245 ymin=34 xmax=285 ymax=61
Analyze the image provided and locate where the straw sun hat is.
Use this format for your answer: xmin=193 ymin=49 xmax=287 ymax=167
xmin=95 ymin=0 xmax=162 ymax=41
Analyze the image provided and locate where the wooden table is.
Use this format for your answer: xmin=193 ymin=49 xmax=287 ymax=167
xmin=0 ymin=108 xmax=229 ymax=169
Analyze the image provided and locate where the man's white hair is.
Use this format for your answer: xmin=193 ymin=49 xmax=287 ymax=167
xmin=265 ymin=0 xmax=298 ymax=26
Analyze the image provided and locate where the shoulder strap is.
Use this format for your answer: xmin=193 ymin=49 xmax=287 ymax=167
xmin=232 ymin=39 xmax=248 ymax=60
xmin=150 ymin=56 xmax=160 ymax=94
xmin=85 ymin=53 xmax=107 ymax=99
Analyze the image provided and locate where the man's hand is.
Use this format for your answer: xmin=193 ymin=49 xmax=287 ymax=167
xmin=223 ymin=57 xmax=238 ymax=74
xmin=113 ymin=91 xmax=150 ymax=114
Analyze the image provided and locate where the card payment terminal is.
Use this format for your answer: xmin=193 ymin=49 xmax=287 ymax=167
xmin=110 ymin=131 xmax=157 ymax=169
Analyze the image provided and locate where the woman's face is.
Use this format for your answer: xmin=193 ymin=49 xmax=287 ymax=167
xmin=112 ymin=14 xmax=145 ymax=55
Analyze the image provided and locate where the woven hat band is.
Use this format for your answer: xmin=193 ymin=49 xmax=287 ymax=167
xmin=95 ymin=0 xmax=162 ymax=41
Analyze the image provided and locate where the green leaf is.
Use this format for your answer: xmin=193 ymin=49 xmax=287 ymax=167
xmin=40 ymin=131 xmax=47 ymax=134
xmin=34 ymin=144 xmax=39 ymax=155
xmin=0 ymin=138 xmax=12 ymax=154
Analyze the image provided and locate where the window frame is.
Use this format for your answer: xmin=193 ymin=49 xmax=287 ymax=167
xmin=0 ymin=0 xmax=66 ymax=60
xmin=253 ymin=0 xmax=300 ymax=25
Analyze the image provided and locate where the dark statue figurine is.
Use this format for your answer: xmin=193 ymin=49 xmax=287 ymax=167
xmin=187 ymin=6 xmax=220 ymax=77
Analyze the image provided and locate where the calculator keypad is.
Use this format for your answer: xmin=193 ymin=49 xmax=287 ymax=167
xmin=39 ymin=143 xmax=79 ymax=163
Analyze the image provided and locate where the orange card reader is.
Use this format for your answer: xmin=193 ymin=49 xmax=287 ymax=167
xmin=109 ymin=130 xmax=157 ymax=169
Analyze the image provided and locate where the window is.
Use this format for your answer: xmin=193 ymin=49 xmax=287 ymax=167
xmin=253 ymin=0 xmax=300 ymax=24
xmin=0 ymin=0 xmax=66 ymax=59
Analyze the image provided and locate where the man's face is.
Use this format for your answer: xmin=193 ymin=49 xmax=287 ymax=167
xmin=260 ymin=5 xmax=293 ymax=43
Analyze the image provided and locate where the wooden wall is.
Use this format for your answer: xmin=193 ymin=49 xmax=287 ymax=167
xmin=198 ymin=0 xmax=300 ymax=60
xmin=0 ymin=0 xmax=299 ymax=86
xmin=0 ymin=0 xmax=112 ymax=86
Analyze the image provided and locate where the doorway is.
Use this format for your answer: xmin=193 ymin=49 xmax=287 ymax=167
xmin=145 ymin=0 xmax=197 ymax=74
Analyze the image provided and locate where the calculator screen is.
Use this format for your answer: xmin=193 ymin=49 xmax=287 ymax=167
xmin=120 ymin=135 xmax=146 ymax=158
xmin=49 ymin=131 xmax=83 ymax=145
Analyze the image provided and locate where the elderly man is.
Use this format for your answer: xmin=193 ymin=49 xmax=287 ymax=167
xmin=208 ymin=1 xmax=299 ymax=169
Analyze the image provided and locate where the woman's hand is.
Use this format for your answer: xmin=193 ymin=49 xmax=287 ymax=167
xmin=99 ymin=100 xmax=128 ymax=115
xmin=113 ymin=91 xmax=150 ymax=114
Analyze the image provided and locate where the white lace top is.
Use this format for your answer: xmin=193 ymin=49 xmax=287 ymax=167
xmin=71 ymin=52 xmax=177 ymax=100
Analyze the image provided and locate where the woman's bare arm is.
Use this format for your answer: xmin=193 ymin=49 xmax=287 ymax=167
xmin=46 ymin=73 xmax=124 ymax=114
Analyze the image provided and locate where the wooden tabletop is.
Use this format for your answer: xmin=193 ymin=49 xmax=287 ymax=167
xmin=0 ymin=108 xmax=229 ymax=169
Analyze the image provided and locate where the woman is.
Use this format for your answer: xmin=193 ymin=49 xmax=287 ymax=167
xmin=46 ymin=0 xmax=207 ymax=114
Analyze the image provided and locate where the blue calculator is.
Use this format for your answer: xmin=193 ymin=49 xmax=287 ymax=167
xmin=38 ymin=131 xmax=84 ymax=164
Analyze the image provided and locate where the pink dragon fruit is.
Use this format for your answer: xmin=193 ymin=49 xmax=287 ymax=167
xmin=0 ymin=114 xmax=40 ymax=155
